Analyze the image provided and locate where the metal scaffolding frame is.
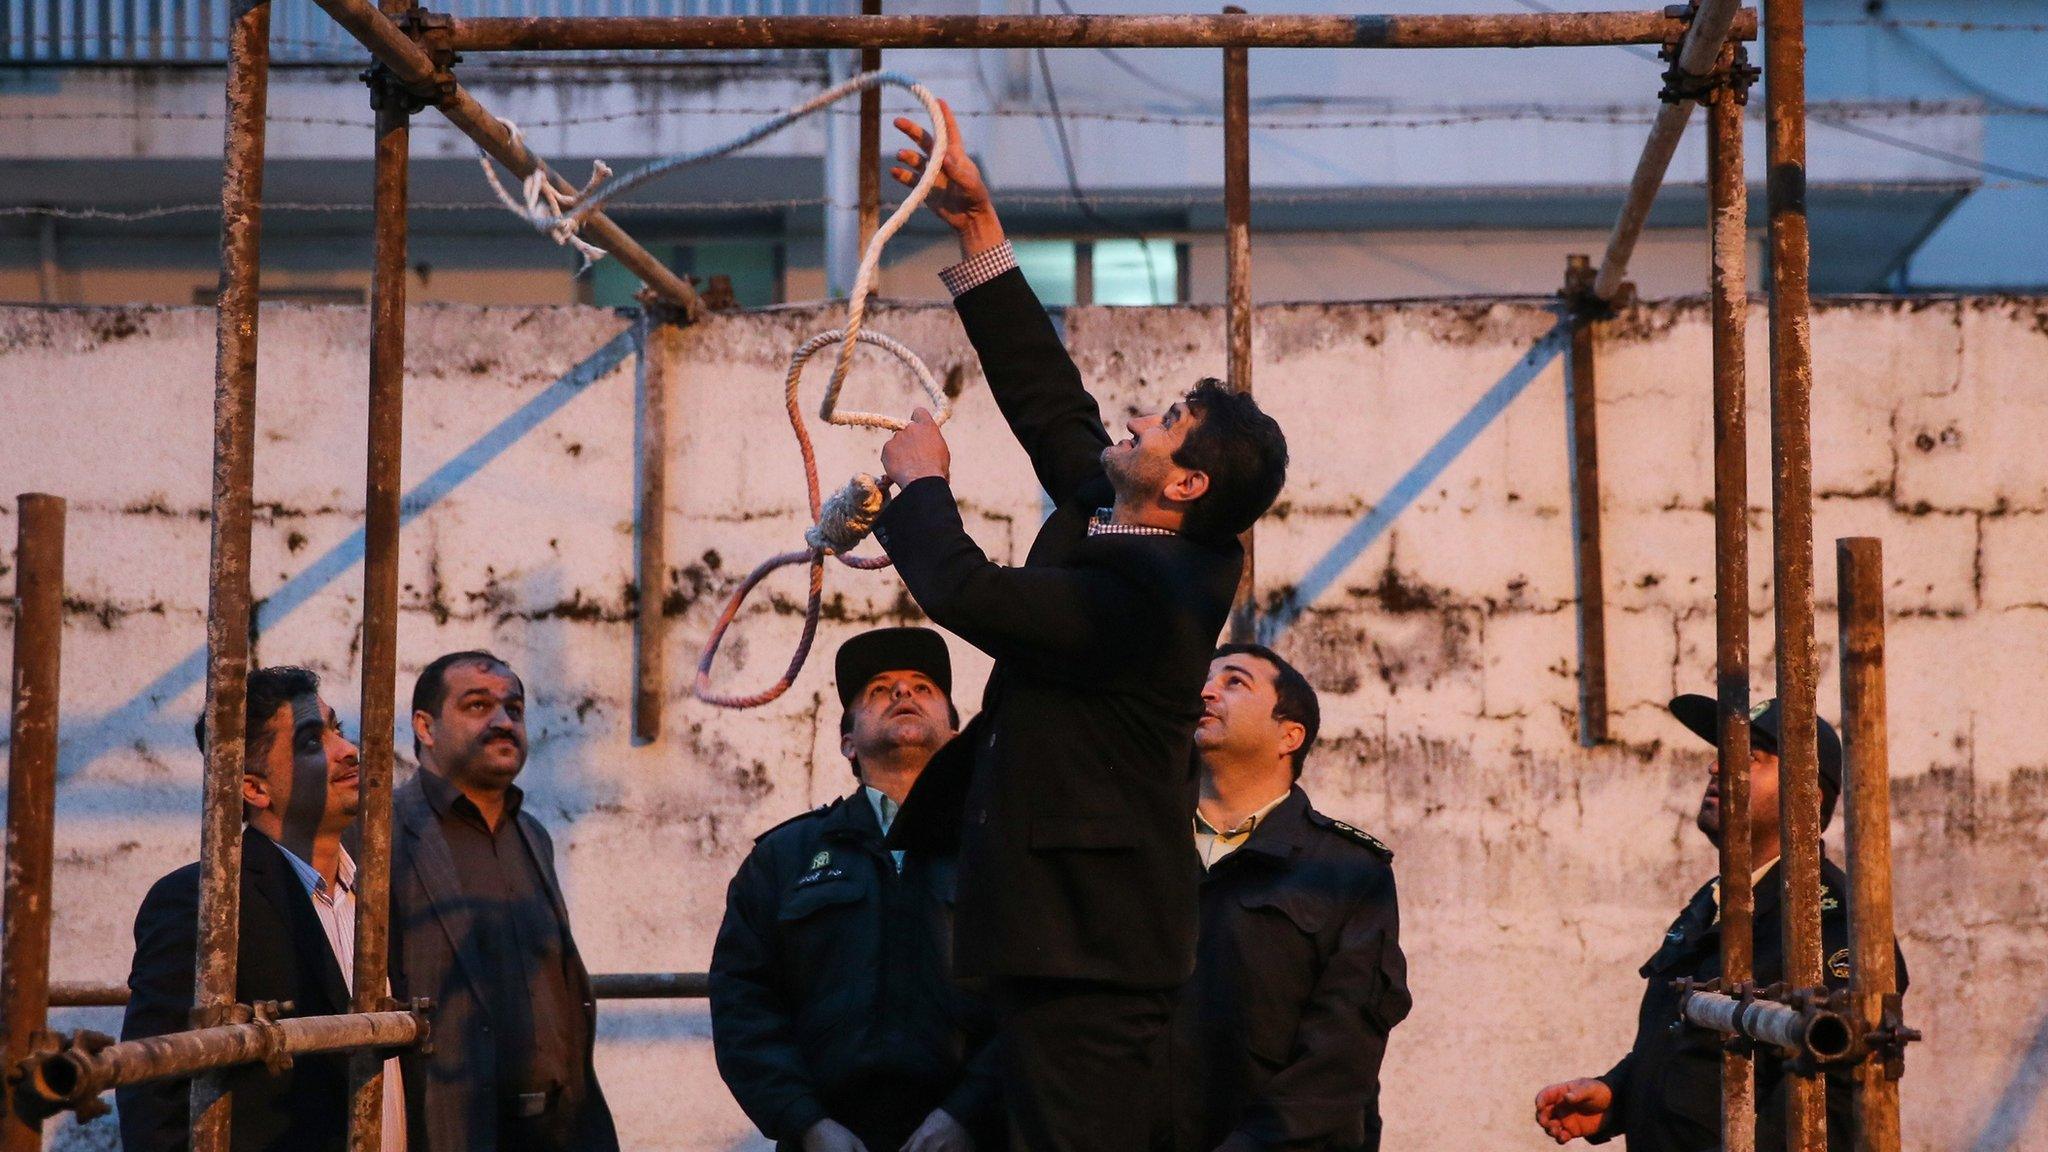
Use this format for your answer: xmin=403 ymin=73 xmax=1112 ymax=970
xmin=0 ymin=4 xmax=1917 ymax=1152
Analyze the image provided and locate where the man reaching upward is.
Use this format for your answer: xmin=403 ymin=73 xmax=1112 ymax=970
xmin=874 ymin=101 xmax=1290 ymax=1152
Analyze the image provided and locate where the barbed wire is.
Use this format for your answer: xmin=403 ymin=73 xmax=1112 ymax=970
xmin=8 ymin=178 xmax=2030 ymax=225
xmin=1810 ymin=18 xmax=2048 ymax=33
xmin=0 ymin=98 xmax=2030 ymax=137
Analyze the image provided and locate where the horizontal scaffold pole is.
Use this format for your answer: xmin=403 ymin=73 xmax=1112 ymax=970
xmin=16 ymin=1007 xmax=429 ymax=1121
xmin=445 ymin=9 xmax=1756 ymax=53
xmin=48 ymin=972 xmax=710 ymax=1009
xmin=1677 ymin=983 xmax=1856 ymax=1067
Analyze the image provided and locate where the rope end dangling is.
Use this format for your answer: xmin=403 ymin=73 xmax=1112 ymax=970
xmin=805 ymin=473 xmax=888 ymax=554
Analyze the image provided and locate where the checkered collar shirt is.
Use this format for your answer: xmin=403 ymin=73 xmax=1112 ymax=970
xmin=1086 ymin=511 xmax=1178 ymax=539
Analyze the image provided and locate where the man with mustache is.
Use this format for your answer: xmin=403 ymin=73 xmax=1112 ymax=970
xmin=1169 ymin=644 xmax=1409 ymax=1152
xmin=389 ymin=651 xmax=617 ymax=1152
xmin=120 ymin=665 xmax=405 ymax=1152
xmin=711 ymin=627 xmax=1000 ymax=1152
xmin=1531 ymin=696 xmax=1909 ymax=1151
xmin=874 ymin=103 xmax=1290 ymax=1152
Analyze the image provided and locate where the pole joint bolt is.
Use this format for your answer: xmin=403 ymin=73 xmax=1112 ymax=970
xmin=1559 ymin=253 xmax=1621 ymax=319
xmin=363 ymin=6 xmax=460 ymax=113
xmin=1865 ymin=992 xmax=1922 ymax=1082
xmin=1661 ymin=39 xmax=1758 ymax=106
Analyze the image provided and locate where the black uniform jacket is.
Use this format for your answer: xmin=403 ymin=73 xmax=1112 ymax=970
xmin=387 ymin=775 xmax=619 ymax=1152
xmin=119 ymin=827 xmax=353 ymax=1152
xmin=1169 ymin=788 xmax=1411 ymax=1152
xmin=1592 ymin=856 xmax=1909 ymax=1152
xmin=877 ymin=267 xmax=1244 ymax=990
xmin=709 ymin=792 xmax=1001 ymax=1151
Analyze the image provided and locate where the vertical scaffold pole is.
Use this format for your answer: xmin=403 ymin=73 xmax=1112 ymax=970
xmin=1562 ymin=254 xmax=1608 ymax=746
xmin=1707 ymin=76 xmax=1755 ymax=1152
xmin=2 ymin=494 xmax=65 ymax=1152
xmin=1762 ymin=0 xmax=1824 ymax=1147
xmin=1222 ymin=4 xmax=1255 ymax=642
xmin=193 ymin=1 xmax=272 ymax=1146
xmin=347 ymin=60 xmax=411 ymax=1152
xmin=634 ymin=307 xmax=680 ymax=743
xmin=858 ymin=0 xmax=882 ymax=252
xmin=1838 ymin=537 xmax=1901 ymax=1152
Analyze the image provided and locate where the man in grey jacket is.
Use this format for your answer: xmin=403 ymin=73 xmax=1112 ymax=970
xmin=389 ymin=650 xmax=618 ymax=1152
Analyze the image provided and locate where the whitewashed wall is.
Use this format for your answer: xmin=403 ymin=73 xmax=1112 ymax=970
xmin=1 ymin=293 xmax=2044 ymax=1150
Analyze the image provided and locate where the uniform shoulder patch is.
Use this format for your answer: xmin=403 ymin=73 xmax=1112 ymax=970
xmin=1829 ymin=947 xmax=1853 ymax=980
xmin=1323 ymin=818 xmax=1393 ymax=861
xmin=753 ymin=803 xmax=832 ymax=844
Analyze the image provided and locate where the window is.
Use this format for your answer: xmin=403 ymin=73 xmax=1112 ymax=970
xmin=1013 ymin=239 xmax=1182 ymax=306
xmin=1090 ymin=239 xmax=1180 ymax=306
xmin=589 ymin=240 xmax=784 ymax=308
xmin=1014 ymin=241 xmax=1079 ymax=306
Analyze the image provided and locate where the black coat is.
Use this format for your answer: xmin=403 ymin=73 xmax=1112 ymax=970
xmin=1168 ymin=788 xmax=1411 ymax=1152
xmin=386 ymin=775 xmax=618 ymax=1152
xmin=119 ymin=827 xmax=354 ymax=1152
xmin=1591 ymin=856 xmax=1910 ymax=1152
xmin=878 ymin=267 xmax=1244 ymax=990
xmin=709 ymin=792 xmax=1002 ymax=1151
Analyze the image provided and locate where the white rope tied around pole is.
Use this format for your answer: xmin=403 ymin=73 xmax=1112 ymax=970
xmin=476 ymin=120 xmax=613 ymax=271
xmin=476 ymin=73 xmax=956 ymax=707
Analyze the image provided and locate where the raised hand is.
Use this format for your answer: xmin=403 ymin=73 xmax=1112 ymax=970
xmin=881 ymin=407 xmax=952 ymax=489
xmin=891 ymin=100 xmax=1005 ymax=256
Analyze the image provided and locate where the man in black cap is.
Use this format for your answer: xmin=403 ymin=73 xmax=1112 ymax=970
xmin=1532 ymin=696 xmax=1909 ymax=1152
xmin=711 ymin=627 xmax=1000 ymax=1152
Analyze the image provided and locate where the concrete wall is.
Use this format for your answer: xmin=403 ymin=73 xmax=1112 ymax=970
xmin=1 ymin=291 xmax=2044 ymax=1150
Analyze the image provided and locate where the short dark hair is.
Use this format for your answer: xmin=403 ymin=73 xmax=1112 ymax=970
xmin=1820 ymin=779 xmax=1839 ymax=831
xmin=1212 ymin=643 xmax=1319 ymax=779
xmin=839 ymin=682 xmax=961 ymax=780
xmin=193 ymin=665 xmax=321 ymax=762
xmin=411 ymin=650 xmax=520 ymax=755
xmin=1174 ymin=379 xmax=1288 ymax=542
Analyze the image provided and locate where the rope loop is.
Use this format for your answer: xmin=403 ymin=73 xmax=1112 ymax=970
xmin=519 ymin=73 xmax=955 ymax=708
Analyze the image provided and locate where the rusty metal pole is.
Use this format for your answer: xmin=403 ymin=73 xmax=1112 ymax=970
xmin=633 ymin=307 xmax=680 ymax=744
xmin=1562 ymin=255 xmax=1608 ymax=746
xmin=1591 ymin=0 xmax=1747 ymax=301
xmin=1222 ymin=5 xmax=1256 ymax=642
xmin=857 ymin=0 xmax=881 ymax=253
xmin=302 ymin=0 xmax=700 ymax=317
xmin=3 ymin=494 xmax=65 ymax=1152
xmin=450 ymin=9 xmax=1752 ymax=52
xmin=1837 ymin=537 xmax=1901 ymax=1152
xmin=193 ymin=1 xmax=272 ymax=1145
xmin=19 ymin=1008 xmax=429 ymax=1121
xmin=1707 ymin=76 xmax=1756 ymax=1152
xmin=346 ymin=61 xmax=411 ymax=1152
xmin=1762 ymin=0 xmax=1825 ymax=1146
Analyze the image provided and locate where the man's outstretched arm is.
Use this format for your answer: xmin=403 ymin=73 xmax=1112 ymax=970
xmin=893 ymin=103 xmax=1111 ymax=508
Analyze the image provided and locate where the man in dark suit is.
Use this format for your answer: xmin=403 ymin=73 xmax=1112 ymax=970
xmin=120 ymin=665 xmax=401 ymax=1152
xmin=1532 ymin=696 xmax=1909 ymax=1152
xmin=711 ymin=627 xmax=1000 ymax=1152
xmin=388 ymin=651 xmax=617 ymax=1152
xmin=1171 ymin=644 xmax=1409 ymax=1152
xmin=876 ymin=103 xmax=1291 ymax=1152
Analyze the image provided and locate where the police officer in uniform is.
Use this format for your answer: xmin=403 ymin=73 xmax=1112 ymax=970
xmin=1169 ymin=643 xmax=1411 ymax=1152
xmin=711 ymin=628 xmax=1000 ymax=1152
xmin=1532 ymin=696 xmax=1909 ymax=1151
